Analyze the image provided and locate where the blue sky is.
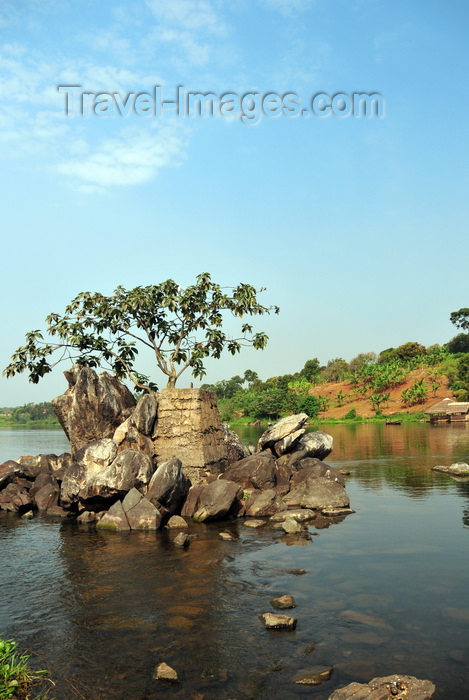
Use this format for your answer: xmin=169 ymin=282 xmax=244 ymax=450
xmin=1 ymin=0 xmax=468 ymax=405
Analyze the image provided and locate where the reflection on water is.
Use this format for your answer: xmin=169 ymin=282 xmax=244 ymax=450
xmin=1 ymin=424 xmax=469 ymax=699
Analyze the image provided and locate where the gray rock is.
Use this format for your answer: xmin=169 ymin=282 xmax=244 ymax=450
xmin=221 ymin=451 xmax=277 ymax=491
xmin=173 ymin=532 xmax=190 ymax=548
xmin=81 ymin=449 xmax=154 ymax=502
xmin=282 ymin=517 xmax=302 ymax=533
xmin=271 ymin=595 xmax=297 ymax=609
xmin=258 ymin=413 xmax=309 ymax=451
xmin=193 ymin=480 xmax=243 ymax=522
xmin=223 ymin=423 xmax=250 ymax=464
xmin=52 ymin=364 xmax=136 ymax=456
xmin=96 ymin=500 xmax=130 ymax=530
xmin=146 ymin=458 xmax=190 ymax=516
xmin=299 ymin=431 xmax=333 ymax=461
xmin=166 ymin=515 xmax=188 ymax=529
xmin=125 ymin=494 xmax=162 ymax=530
xmin=328 ymin=674 xmax=436 ymax=700
xmin=283 ymin=476 xmax=350 ymax=511
xmin=130 ymin=393 xmax=158 ymax=435
xmin=270 ymin=509 xmax=317 ymax=523
xmin=245 ymin=488 xmax=287 ymax=517
xmin=180 ymin=484 xmax=205 ymax=517
xmin=272 ymin=429 xmax=305 ymax=457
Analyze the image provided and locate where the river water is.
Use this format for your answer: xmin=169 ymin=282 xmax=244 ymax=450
xmin=1 ymin=423 xmax=469 ymax=699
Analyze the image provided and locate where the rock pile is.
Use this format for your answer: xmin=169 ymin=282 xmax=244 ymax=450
xmin=0 ymin=368 xmax=352 ymax=529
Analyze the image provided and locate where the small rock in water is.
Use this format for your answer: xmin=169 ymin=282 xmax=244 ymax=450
xmin=243 ymin=519 xmax=266 ymax=528
xmin=153 ymin=662 xmax=178 ymax=682
xmin=282 ymin=517 xmax=301 ymax=534
xmin=270 ymin=595 xmax=297 ymax=610
xmin=166 ymin=515 xmax=188 ymax=529
xmin=294 ymin=666 xmax=333 ymax=685
xmin=321 ymin=507 xmax=355 ymax=517
xmin=261 ymin=612 xmax=297 ymax=630
xmin=173 ymin=533 xmax=190 ymax=548
xmin=21 ymin=510 xmax=34 ymax=519
xmin=219 ymin=530 xmax=236 ymax=540
xmin=288 ymin=568 xmax=307 ymax=576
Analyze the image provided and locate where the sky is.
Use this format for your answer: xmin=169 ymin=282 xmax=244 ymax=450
xmin=0 ymin=0 xmax=468 ymax=406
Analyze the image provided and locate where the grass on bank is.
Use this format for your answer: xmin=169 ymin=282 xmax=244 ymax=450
xmin=226 ymin=411 xmax=428 ymax=427
xmin=0 ymin=637 xmax=53 ymax=699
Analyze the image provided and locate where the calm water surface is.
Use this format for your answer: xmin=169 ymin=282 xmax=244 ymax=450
xmin=1 ymin=424 xmax=469 ymax=699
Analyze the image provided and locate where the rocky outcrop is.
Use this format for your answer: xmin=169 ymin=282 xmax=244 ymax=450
xmin=328 ymin=674 xmax=435 ymax=699
xmin=52 ymin=365 xmax=136 ymax=456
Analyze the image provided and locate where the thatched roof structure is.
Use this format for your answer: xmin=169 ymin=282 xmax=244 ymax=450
xmin=425 ymin=398 xmax=469 ymax=415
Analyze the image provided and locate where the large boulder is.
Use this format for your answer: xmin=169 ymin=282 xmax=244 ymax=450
xmin=245 ymin=488 xmax=287 ymax=517
xmin=52 ymin=365 xmax=136 ymax=456
xmin=146 ymin=458 xmax=190 ymax=516
xmin=60 ymin=439 xmax=118 ymax=506
xmin=192 ymin=480 xmax=243 ymax=521
xmin=122 ymin=488 xmax=162 ymax=530
xmin=283 ymin=459 xmax=349 ymax=512
xmin=220 ymin=451 xmax=277 ymax=490
xmin=80 ymin=449 xmax=155 ymax=503
xmin=257 ymin=413 xmax=309 ymax=452
xmin=276 ymin=431 xmax=334 ymax=469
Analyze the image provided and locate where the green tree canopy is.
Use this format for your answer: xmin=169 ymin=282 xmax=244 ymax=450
xmin=3 ymin=273 xmax=279 ymax=391
xmin=450 ymin=307 xmax=469 ymax=332
xmin=446 ymin=333 xmax=469 ymax=354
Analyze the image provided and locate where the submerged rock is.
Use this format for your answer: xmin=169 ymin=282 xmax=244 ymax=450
xmin=270 ymin=595 xmax=297 ymax=610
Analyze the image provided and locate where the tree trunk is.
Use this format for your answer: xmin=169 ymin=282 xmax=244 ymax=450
xmin=167 ymin=375 xmax=177 ymax=388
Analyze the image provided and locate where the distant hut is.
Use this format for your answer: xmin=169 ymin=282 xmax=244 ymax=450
xmin=425 ymin=397 xmax=469 ymax=423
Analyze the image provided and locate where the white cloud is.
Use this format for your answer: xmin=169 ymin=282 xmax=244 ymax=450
xmin=55 ymin=124 xmax=187 ymax=190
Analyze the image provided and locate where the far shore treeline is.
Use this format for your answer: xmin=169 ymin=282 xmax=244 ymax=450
xmin=2 ymin=333 xmax=469 ymax=428
xmin=0 ymin=402 xmax=59 ymax=427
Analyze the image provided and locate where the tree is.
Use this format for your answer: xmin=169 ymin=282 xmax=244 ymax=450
xmin=300 ymin=358 xmax=321 ymax=383
xmin=3 ymin=273 xmax=279 ymax=392
xmin=450 ymin=308 xmax=469 ymax=332
xmin=446 ymin=333 xmax=469 ymax=354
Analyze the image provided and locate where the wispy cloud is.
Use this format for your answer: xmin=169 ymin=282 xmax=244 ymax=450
xmin=56 ymin=123 xmax=187 ymax=191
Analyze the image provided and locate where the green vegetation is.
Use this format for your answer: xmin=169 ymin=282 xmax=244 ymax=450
xmin=0 ymin=403 xmax=59 ymax=427
xmin=0 ymin=636 xmax=53 ymax=699
xmin=205 ymin=314 xmax=469 ymax=422
xmin=3 ymin=273 xmax=278 ymax=392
